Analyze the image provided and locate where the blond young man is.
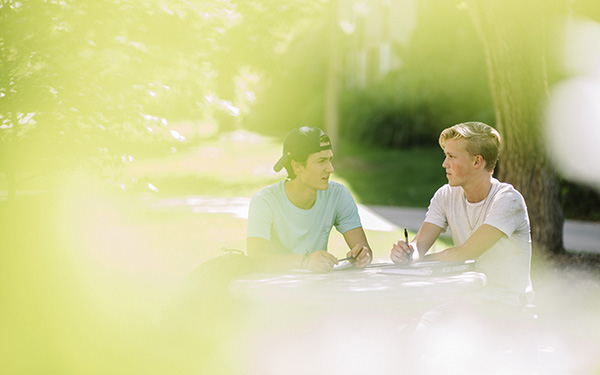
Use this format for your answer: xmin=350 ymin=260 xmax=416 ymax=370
xmin=247 ymin=127 xmax=372 ymax=272
xmin=391 ymin=122 xmax=534 ymax=307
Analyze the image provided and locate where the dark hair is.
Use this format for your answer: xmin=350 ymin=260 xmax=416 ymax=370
xmin=274 ymin=127 xmax=332 ymax=179
xmin=284 ymin=156 xmax=307 ymax=179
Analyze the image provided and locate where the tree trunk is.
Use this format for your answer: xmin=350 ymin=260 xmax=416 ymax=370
xmin=467 ymin=0 xmax=564 ymax=254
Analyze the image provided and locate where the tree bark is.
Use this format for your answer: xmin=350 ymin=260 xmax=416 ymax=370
xmin=467 ymin=0 xmax=564 ymax=254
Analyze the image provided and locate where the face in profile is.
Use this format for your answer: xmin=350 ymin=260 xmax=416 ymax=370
xmin=294 ymin=150 xmax=334 ymax=190
xmin=442 ymin=138 xmax=478 ymax=187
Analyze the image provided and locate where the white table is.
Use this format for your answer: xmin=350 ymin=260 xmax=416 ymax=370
xmin=230 ymin=263 xmax=487 ymax=308
xmin=227 ymin=264 xmax=487 ymax=375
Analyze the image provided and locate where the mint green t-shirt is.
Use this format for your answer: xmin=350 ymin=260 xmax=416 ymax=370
xmin=246 ymin=181 xmax=362 ymax=255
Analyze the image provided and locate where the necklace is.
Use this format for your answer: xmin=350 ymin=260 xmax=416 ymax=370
xmin=463 ymin=181 xmax=497 ymax=235
xmin=463 ymin=190 xmax=493 ymax=235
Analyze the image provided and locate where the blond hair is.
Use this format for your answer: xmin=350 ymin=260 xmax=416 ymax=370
xmin=439 ymin=122 xmax=501 ymax=172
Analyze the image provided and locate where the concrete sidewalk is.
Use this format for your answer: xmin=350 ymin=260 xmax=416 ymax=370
xmin=365 ymin=205 xmax=600 ymax=255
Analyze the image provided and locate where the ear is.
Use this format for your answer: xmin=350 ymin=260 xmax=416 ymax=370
xmin=291 ymin=160 xmax=304 ymax=175
xmin=473 ymin=155 xmax=485 ymax=169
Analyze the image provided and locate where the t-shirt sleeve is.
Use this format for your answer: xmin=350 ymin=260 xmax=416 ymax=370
xmin=246 ymin=194 xmax=273 ymax=240
xmin=334 ymin=185 xmax=362 ymax=234
xmin=484 ymin=189 xmax=527 ymax=237
xmin=424 ymin=186 xmax=449 ymax=230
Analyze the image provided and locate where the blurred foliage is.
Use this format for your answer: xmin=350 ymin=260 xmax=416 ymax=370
xmin=1 ymin=0 xmax=222 ymax=195
xmin=340 ymin=0 xmax=494 ymax=148
xmin=0 ymin=0 xmax=327 ymax=197
xmin=339 ymin=77 xmax=437 ymax=148
xmin=242 ymin=15 xmax=330 ymax=136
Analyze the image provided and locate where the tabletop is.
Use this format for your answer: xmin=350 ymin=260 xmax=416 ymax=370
xmin=229 ymin=262 xmax=487 ymax=309
xmin=228 ymin=263 xmax=488 ymax=375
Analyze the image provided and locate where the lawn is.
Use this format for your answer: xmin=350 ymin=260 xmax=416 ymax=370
xmin=334 ymin=141 xmax=447 ymax=207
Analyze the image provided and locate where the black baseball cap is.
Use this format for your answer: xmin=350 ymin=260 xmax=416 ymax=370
xmin=273 ymin=127 xmax=332 ymax=172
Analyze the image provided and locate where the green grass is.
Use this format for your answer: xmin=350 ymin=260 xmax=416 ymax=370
xmin=334 ymin=142 xmax=446 ymax=207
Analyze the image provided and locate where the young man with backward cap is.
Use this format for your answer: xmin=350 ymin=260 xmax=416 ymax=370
xmin=247 ymin=126 xmax=373 ymax=272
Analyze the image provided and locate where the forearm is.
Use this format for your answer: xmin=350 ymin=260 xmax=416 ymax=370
xmin=343 ymin=227 xmax=373 ymax=267
xmin=425 ymin=224 xmax=505 ymax=262
xmin=343 ymin=227 xmax=371 ymax=250
xmin=413 ymin=223 xmax=443 ymax=258
xmin=422 ymin=247 xmax=457 ymax=262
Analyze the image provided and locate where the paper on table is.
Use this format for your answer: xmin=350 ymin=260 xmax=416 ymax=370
xmin=379 ymin=260 xmax=476 ymax=276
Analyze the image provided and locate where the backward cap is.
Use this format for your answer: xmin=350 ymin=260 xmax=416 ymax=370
xmin=273 ymin=127 xmax=332 ymax=172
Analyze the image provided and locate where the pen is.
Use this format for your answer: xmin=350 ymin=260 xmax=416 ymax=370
xmin=338 ymin=256 xmax=355 ymax=262
xmin=404 ymin=228 xmax=413 ymax=264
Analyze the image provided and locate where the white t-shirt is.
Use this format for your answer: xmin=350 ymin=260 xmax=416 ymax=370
xmin=247 ymin=180 xmax=362 ymax=255
xmin=425 ymin=178 xmax=534 ymax=306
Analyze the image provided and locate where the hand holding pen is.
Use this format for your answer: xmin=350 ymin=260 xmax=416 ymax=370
xmin=390 ymin=228 xmax=415 ymax=265
xmin=339 ymin=243 xmax=372 ymax=268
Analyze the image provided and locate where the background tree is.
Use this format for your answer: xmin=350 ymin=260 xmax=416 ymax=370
xmin=0 ymin=0 xmax=325 ymax=199
xmin=337 ymin=0 xmax=495 ymax=149
xmin=213 ymin=0 xmax=329 ymax=134
xmin=0 ymin=0 xmax=232 ymax=199
xmin=463 ymin=0 xmax=567 ymax=255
